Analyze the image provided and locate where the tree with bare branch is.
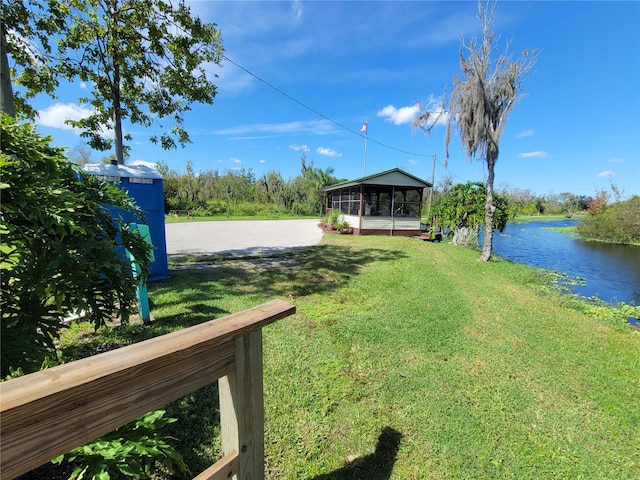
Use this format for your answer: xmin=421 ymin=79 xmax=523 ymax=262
xmin=416 ymin=0 xmax=538 ymax=261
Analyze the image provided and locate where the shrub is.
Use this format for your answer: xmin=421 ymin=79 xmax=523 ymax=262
xmin=0 ymin=114 xmax=152 ymax=376
xmin=433 ymin=182 xmax=509 ymax=247
xmin=324 ymin=209 xmax=342 ymax=229
xmin=203 ymin=198 xmax=228 ymax=216
xmin=52 ymin=410 xmax=189 ymax=480
xmin=577 ymin=195 xmax=640 ymax=244
xmin=196 ymin=199 xmax=285 ymax=217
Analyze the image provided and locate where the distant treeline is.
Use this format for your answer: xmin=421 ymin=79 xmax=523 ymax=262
xmin=428 ymin=175 xmax=594 ymax=219
xmin=159 ymin=159 xmax=601 ymax=220
xmin=158 ymin=156 xmax=341 ymax=217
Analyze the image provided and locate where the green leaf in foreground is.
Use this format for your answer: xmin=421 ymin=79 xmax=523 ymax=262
xmin=52 ymin=410 xmax=189 ymax=480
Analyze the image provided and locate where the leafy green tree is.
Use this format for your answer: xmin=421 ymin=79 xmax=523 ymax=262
xmin=434 ymin=181 xmax=509 ymax=248
xmin=575 ymin=195 xmax=592 ymax=212
xmin=157 ymin=161 xmax=180 ymax=213
xmin=416 ymin=1 xmax=537 ymax=261
xmin=522 ymin=203 xmax=537 ymax=216
xmin=428 ymin=174 xmax=454 ymax=217
xmin=258 ymin=171 xmax=287 ymax=207
xmin=2 ymin=0 xmax=224 ymax=165
xmin=558 ymin=192 xmax=579 ymax=216
xmin=0 ymin=113 xmax=152 ymax=376
xmin=306 ymin=166 xmax=337 ymax=215
xmin=60 ymin=0 xmax=224 ymax=164
xmin=1 ymin=0 xmax=67 ymax=117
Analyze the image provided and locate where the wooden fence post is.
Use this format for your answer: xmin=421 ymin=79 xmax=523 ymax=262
xmin=219 ymin=330 xmax=265 ymax=480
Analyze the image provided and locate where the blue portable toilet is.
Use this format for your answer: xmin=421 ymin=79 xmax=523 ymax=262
xmin=83 ymin=163 xmax=169 ymax=281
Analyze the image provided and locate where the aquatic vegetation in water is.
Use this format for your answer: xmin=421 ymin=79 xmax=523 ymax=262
xmin=542 ymin=226 xmax=579 ymax=238
xmin=538 ymin=269 xmax=639 ymax=328
xmin=542 ymin=270 xmax=586 ymax=295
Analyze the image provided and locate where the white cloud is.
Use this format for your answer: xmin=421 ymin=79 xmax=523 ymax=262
xmin=290 ymin=144 xmax=310 ymax=153
xmin=380 ymin=96 xmax=449 ymax=128
xmin=79 ymin=81 xmax=88 ymax=90
xmin=316 ymin=147 xmax=341 ymax=157
xmin=408 ymin=159 xmax=417 ymax=165
xmin=291 ymin=0 xmax=303 ymax=22
xmin=377 ymin=104 xmax=420 ymax=125
xmin=519 ymin=151 xmax=548 ymax=158
xmin=230 ymin=157 xmax=242 ymax=164
xmin=216 ymin=120 xmax=334 ymax=136
xmin=517 ymin=129 xmax=534 ymax=138
xmin=259 ymin=159 xmax=266 ymax=164
xmin=597 ymin=170 xmax=614 ymax=178
xmin=608 ymin=158 xmax=625 ymax=163
xmin=36 ymin=103 xmax=94 ymax=133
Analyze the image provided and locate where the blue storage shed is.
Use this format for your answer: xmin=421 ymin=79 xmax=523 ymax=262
xmin=83 ymin=163 xmax=169 ymax=281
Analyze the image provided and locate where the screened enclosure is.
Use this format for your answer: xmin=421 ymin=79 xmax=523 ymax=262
xmin=324 ymin=169 xmax=432 ymax=236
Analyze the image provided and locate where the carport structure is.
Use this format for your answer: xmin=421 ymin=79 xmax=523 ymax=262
xmin=323 ymin=168 xmax=432 ymax=236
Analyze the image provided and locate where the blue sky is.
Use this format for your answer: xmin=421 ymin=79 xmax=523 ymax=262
xmin=32 ymin=1 xmax=639 ymax=197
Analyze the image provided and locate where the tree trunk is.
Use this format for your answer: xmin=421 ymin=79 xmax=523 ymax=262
xmin=480 ymin=143 xmax=498 ymax=261
xmin=0 ymin=23 xmax=15 ymax=117
xmin=112 ymin=60 xmax=125 ymax=165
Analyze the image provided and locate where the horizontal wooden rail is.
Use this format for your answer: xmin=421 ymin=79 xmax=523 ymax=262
xmin=193 ymin=450 xmax=238 ymax=480
xmin=0 ymin=299 xmax=295 ymax=480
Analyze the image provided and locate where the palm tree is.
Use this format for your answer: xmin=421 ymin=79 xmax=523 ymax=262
xmin=417 ymin=1 xmax=538 ymax=261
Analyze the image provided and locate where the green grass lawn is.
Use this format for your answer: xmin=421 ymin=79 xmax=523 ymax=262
xmin=59 ymin=235 xmax=639 ymax=479
xmin=543 ymin=225 xmax=579 ymax=237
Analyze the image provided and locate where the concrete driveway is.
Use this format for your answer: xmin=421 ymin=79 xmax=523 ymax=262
xmin=165 ymin=219 xmax=325 ymax=256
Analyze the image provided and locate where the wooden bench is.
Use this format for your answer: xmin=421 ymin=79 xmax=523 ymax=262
xmin=170 ymin=210 xmax=194 ymax=219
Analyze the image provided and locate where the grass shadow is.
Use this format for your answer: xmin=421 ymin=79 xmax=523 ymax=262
xmin=311 ymin=427 xmax=403 ymax=480
xmin=60 ymin=241 xmax=404 ymax=354
xmin=52 ymin=244 xmax=407 ymax=478
xmin=163 ymin=244 xmax=409 ymax=299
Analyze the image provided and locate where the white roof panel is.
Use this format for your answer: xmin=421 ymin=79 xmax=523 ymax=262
xmin=83 ymin=163 xmax=163 ymax=180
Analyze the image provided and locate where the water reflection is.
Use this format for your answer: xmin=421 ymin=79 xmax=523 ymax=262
xmin=487 ymin=219 xmax=640 ymax=304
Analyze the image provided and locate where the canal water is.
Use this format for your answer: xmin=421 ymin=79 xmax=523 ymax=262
xmin=488 ymin=219 xmax=640 ymax=305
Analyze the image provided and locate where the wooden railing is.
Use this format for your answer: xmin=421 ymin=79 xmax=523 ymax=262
xmin=0 ymin=299 xmax=295 ymax=480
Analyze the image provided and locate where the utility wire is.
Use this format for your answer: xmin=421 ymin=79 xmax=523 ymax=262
xmin=221 ymin=55 xmax=471 ymax=182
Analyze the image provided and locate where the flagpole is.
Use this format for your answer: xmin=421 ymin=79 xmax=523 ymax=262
xmin=363 ymin=131 xmax=368 ymax=175
xmin=361 ymin=121 xmax=368 ymax=175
